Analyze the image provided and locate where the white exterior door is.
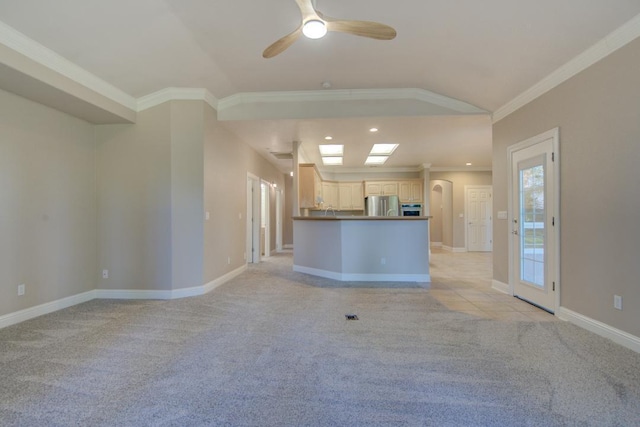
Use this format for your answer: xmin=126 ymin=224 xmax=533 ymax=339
xmin=466 ymin=186 xmax=492 ymax=252
xmin=509 ymin=129 xmax=559 ymax=313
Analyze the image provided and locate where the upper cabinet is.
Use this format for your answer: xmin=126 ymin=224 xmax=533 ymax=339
xmin=398 ymin=180 xmax=423 ymax=202
xmin=321 ymin=182 xmax=339 ymax=208
xmin=299 ymin=164 xmax=322 ymax=208
xmin=338 ymin=182 xmax=364 ymax=210
xmin=364 ymin=181 xmax=398 ymax=196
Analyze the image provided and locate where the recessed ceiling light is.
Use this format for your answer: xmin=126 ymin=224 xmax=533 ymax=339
xmin=365 ymin=156 xmax=388 ymax=166
xmin=370 ymin=144 xmax=398 ymax=156
xmin=319 ymin=144 xmax=344 ymax=156
xmin=322 ymin=157 xmax=343 ymax=166
xmin=466 ymin=162 xmax=473 ymax=166
xmin=369 ymin=127 xmax=379 ymax=133
xmin=324 ymin=136 xmax=333 ymax=140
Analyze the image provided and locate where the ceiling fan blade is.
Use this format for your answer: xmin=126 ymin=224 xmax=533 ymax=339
xmin=263 ymin=25 xmax=303 ymax=58
xmin=294 ymin=0 xmax=319 ymax=21
xmin=322 ymin=14 xmax=397 ymax=40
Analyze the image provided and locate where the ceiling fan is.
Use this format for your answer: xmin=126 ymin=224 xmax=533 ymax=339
xmin=263 ymin=0 xmax=397 ymax=58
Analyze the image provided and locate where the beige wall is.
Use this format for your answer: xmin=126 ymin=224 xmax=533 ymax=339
xmin=493 ymin=38 xmax=640 ymax=337
xmin=96 ymin=104 xmax=174 ymax=291
xmin=203 ymin=103 xmax=284 ymax=282
xmin=430 ymin=171 xmax=492 ymax=250
xmin=0 ymin=88 xmax=97 ymax=317
xmin=1 ymin=93 xmax=286 ymax=319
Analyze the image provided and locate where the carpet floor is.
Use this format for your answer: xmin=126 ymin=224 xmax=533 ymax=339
xmin=1 ymin=252 xmax=639 ymax=426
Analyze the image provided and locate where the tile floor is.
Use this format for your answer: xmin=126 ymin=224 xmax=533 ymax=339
xmin=428 ymin=247 xmax=558 ymax=322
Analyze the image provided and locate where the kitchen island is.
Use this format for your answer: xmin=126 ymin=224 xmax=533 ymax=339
xmin=293 ymin=216 xmax=430 ymax=282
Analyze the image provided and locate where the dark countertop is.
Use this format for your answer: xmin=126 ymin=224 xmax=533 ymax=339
xmin=293 ymin=216 xmax=432 ymax=221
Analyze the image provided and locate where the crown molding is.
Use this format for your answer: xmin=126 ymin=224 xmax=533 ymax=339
xmin=318 ymin=165 xmax=426 ymax=174
xmin=137 ymin=87 xmax=219 ymax=112
xmin=430 ymin=166 xmax=492 ymax=172
xmin=493 ymin=13 xmax=640 ymax=123
xmin=0 ymin=20 xmax=137 ymax=111
xmin=218 ymin=88 xmax=487 ymax=115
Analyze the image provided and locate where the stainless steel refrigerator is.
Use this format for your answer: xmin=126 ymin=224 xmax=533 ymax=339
xmin=365 ymin=195 xmax=400 ymax=216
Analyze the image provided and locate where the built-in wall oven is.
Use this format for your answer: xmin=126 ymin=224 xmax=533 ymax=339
xmin=401 ymin=203 xmax=422 ymax=216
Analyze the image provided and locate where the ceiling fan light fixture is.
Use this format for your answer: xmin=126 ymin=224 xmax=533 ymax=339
xmin=302 ymin=20 xmax=327 ymax=39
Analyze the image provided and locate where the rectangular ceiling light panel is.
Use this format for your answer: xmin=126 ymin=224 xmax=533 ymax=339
xmin=322 ymin=157 xmax=343 ymax=165
xmin=369 ymin=143 xmax=398 ymax=156
xmin=319 ymin=144 xmax=344 ymax=156
xmin=365 ymin=156 xmax=388 ymax=165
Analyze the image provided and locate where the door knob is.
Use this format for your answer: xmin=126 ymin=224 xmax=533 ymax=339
xmin=512 ymin=230 xmax=518 ymax=235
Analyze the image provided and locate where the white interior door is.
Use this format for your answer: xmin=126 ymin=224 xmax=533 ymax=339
xmin=466 ymin=186 xmax=493 ymax=252
xmin=509 ymin=129 xmax=559 ymax=313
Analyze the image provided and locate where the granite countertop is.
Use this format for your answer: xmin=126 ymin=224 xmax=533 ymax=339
xmin=293 ymin=216 xmax=432 ymax=220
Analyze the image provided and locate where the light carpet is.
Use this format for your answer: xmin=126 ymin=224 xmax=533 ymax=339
xmin=1 ymin=252 xmax=639 ymax=426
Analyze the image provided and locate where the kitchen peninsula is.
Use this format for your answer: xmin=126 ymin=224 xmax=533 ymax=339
xmin=293 ymin=216 xmax=431 ymax=282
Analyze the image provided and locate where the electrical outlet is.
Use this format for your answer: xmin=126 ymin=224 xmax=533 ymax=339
xmin=380 ymin=257 xmax=386 ymax=265
xmin=102 ymin=269 xmax=109 ymax=279
xmin=227 ymin=256 xmax=231 ymax=265
xmin=614 ymin=295 xmax=622 ymax=310
xmin=17 ymin=284 xmax=25 ymax=296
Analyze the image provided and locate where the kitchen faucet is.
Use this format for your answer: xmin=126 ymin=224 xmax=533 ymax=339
xmin=324 ymin=206 xmax=336 ymax=216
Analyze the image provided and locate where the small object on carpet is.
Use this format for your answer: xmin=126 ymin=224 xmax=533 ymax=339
xmin=345 ymin=314 xmax=359 ymax=320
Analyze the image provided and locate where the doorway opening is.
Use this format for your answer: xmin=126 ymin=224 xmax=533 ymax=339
xmin=429 ymin=180 xmax=453 ymax=251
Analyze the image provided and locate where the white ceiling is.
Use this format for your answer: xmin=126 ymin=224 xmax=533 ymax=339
xmin=1 ymin=0 xmax=639 ymax=173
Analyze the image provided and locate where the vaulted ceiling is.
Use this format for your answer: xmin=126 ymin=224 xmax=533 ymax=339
xmin=1 ymin=1 xmax=639 ymax=172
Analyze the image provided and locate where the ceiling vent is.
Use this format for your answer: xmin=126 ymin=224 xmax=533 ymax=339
xmin=270 ymin=152 xmax=293 ymax=160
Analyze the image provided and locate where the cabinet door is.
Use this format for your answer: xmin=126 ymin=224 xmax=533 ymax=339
xmin=322 ymin=182 xmax=339 ymax=208
xmin=298 ymin=165 xmax=317 ymax=208
xmin=365 ymin=182 xmax=383 ymax=196
xmin=398 ymin=181 xmax=412 ymax=202
xmin=399 ymin=181 xmax=423 ymax=202
xmin=411 ymin=181 xmax=423 ymax=202
xmin=351 ymin=183 xmax=364 ymax=209
xmin=381 ymin=182 xmax=398 ymax=196
xmin=338 ymin=184 xmax=353 ymax=209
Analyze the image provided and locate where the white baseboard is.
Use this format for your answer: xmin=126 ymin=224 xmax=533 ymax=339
xmin=293 ymin=265 xmax=430 ymax=283
xmin=557 ymin=307 xmax=640 ymax=354
xmin=492 ymin=279 xmax=510 ymax=294
xmin=201 ymin=265 xmax=247 ymax=295
xmin=0 ymin=290 xmax=96 ymax=330
xmin=430 ymin=242 xmax=443 ymax=248
xmin=284 ymin=244 xmax=294 ymax=249
xmin=441 ymin=245 xmax=467 ymax=253
xmin=0 ymin=265 xmax=248 ymax=329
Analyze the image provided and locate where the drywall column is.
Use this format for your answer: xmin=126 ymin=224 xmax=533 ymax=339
xmin=169 ymin=101 xmax=205 ymax=291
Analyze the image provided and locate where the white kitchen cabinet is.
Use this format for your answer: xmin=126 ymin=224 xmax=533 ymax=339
xmin=398 ymin=180 xmax=423 ymax=202
xmin=338 ymin=182 xmax=364 ymax=210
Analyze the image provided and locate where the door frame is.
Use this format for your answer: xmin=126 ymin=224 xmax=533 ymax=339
xmin=246 ymin=173 xmax=261 ymax=264
xmin=275 ymin=187 xmax=283 ymax=252
xmin=261 ymin=179 xmax=271 ymax=258
xmin=507 ymin=127 xmax=560 ymax=312
xmin=464 ymin=185 xmax=493 ymax=252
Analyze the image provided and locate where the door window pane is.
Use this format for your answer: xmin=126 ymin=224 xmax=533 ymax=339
xmin=520 ymin=164 xmax=545 ymax=287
